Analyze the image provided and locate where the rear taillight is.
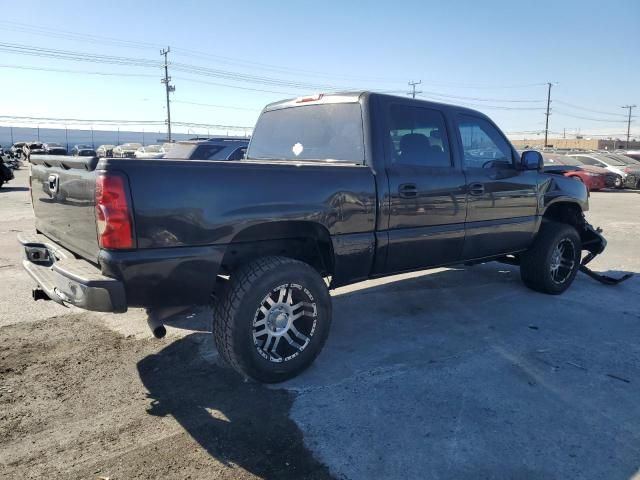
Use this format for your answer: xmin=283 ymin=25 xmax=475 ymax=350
xmin=95 ymin=174 xmax=134 ymax=249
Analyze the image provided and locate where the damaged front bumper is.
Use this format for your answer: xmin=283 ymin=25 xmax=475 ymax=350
xmin=579 ymin=223 xmax=632 ymax=285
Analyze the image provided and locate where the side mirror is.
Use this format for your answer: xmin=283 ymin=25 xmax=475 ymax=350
xmin=521 ymin=150 xmax=543 ymax=170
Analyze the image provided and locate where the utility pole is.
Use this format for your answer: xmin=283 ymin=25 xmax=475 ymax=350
xmin=65 ymin=126 xmax=68 ymax=151
xmin=37 ymin=125 xmax=40 ymax=141
xmin=142 ymin=128 xmax=145 ymax=146
xmin=117 ymin=127 xmax=120 ymax=145
xmin=544 ymin=82 xmax=554 ymax=148
xmin=160 ymin=47 xmax=175 ymax=142
xmin=10 ymin=126 xmax=13 ymax=144
xmin=563 ymin=128 xmax=566 ymax=139
xmin=91 ymin=127 xmax=94 ymax=148
xmin=408 ymin=80 xmax=422 ymax=99
xmin=621 ymin=105 xmax=636 ymax=149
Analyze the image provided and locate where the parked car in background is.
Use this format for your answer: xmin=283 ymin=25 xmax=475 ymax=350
xmin=621 ymin=150 xmax=640 ymax=161
xmin=10 ymin=142 xmax=27 ymax=159
xmin=568 ymin=152 xmax=640 ymax=189
xmin=71 ymin=144 xmax=96 ymax=157
xmin=96 ymin=144 xmax=116 ymax=158
xmin=162 ymin=143 xmax=174 ymax=155
xmin=603 ymin=152 xmax=640 ymax=167
xmin=541 ymin=153 xmax=607 ymax=191
xmin=166 ymin=138 xmax=249 ymax=161
xmin=113 ymin=143 xmax=142 ymax=158
xmin=134 ymin=144 xmax=166 ymax=159
xmin=43 ymin=143 xmax=68 ymax=155
xmin=0 ymin=155 xmax=15 ymax=188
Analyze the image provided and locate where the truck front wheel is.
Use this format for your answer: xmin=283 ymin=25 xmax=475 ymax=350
xmin=520 ymin=221 xmax=581 ymax=295
xmin=212 ymin=256 xmax=332 ymax=383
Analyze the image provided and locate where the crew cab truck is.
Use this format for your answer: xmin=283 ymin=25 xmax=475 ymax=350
xmin=21 ymin=92 xmax=608 ymax=383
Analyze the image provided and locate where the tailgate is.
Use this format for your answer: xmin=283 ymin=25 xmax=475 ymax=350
xmin=30 ymin=154 xmax=100 ymax=262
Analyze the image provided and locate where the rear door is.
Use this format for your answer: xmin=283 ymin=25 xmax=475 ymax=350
xmin=455 ymin=114 xmax=538 ymax=259
xmin=30 ymin=155 xmax=100 ymax=261
xmin=381 ymin=100 xmax=467 ymax=273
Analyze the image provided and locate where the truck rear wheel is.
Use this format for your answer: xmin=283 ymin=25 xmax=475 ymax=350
xmin=212 ymin=256 xmax=332 ymax=383
xmin=520 ymin=221 xmax=581 ymax=295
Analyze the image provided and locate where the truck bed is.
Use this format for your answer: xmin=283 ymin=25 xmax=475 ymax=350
xmin=29 ymin=154 xmax=377 ymax=277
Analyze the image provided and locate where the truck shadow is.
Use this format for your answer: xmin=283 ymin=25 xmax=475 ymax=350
xmin=137 ymin=333 xmax=334 ymax=479
xmin=137 ymin=263 xmax=638 ymax=478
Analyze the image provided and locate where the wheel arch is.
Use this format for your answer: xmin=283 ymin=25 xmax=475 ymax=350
xmin=541 ymin=200 xmax=585 ymax=230
xmin=219 ymin=220 xmax=334 ymax=277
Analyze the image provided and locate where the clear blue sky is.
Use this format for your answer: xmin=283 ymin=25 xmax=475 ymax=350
xmin=1 ymin=0 xmax=638 ymax=140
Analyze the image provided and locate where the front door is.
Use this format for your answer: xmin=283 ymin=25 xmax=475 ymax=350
xmin=455 ymin=114 xmax=539 ymax=259
xmin=382 ymin=102 xmax=467 ymax=273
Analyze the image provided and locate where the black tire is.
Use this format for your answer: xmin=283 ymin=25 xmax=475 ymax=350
xmin=212 ymin=256 xmax=332 ymax=383
xmin=520 ymin=221 xmax=581 ymax=295
xmin=614 ymin=176 xmax=623 ymax=189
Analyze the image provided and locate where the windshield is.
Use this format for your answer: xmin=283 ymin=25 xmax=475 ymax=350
xmin=248 ymin=102 xmax=365 ymax=162
xmin=165 ymin=143 xmax=197 ymax=158
xmin=557 ymin=156 xmax=583 ymax=166
xmin=605 ymin=154 xmax=638 ymax=165
xmin=145 ymin=145 xmax=162 ymax=152
xmin=596 ymin=155 xmax=626 ymax=166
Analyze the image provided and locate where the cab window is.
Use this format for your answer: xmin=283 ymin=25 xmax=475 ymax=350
xmin=457 ymin=115 xmax=514 ymax=169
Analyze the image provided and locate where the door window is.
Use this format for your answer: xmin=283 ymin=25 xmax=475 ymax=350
xmin=387 ymin=105 xmax=452 ymax=167
xmin=457 ymin=115 xmax=514 ymax=169
xmin=576 ymin=156 xmax=606 ymax=168
xmin=191 ymin=145 xmax=225 ymax=160
xmin=228 ymin=146 xmax=247 ymax=160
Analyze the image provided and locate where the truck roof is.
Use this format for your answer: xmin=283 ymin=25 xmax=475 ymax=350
xmin=263 ymin=91 xmax=487 ymax=118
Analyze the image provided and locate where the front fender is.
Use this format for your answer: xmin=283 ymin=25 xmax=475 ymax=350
xmin=539 ymin=173 xmax=589 ymax=214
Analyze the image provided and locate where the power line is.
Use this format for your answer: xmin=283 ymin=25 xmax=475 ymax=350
xmin=0 ymin=114 xmax=252 ymax=130
xmin=0 ymin=64 xmax=157 ymax=78
xmin=417 ymin=95 xmax=545 ymax=111
xmin=0 ymin=20 xmax=403 ymax=84
xmin=173 ymin=100 xmax=260 ymax=111
xmin=553 ymin=110 xmax=629 ymax=123
xmin=420 ymin=90 xmax=544 ymax=103
xmin=554 ymin=100 xmax=628 ymax=117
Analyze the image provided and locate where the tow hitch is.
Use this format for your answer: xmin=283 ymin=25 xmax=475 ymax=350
xmin=579 ymin=223 xmax=633 ymax=285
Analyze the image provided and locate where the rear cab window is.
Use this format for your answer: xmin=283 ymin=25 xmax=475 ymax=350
xmin=386 ymin=104 xmax=452 ymax=167
xmin=247 ymin=102 xmax=365 ymax=162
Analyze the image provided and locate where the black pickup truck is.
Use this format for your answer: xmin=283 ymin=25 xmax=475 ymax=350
xmin=21 ymin=92 xmax=608 ymax=383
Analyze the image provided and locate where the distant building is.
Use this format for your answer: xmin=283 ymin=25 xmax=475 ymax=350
xmin=510 ymin=137 xmax=640 ymax=151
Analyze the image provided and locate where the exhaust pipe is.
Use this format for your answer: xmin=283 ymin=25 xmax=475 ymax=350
xmin=145 ymin=306 xmax=189 ymax=339
xmin=32 ymin=288 xmax=50 ymax=301
xmin=146 ymin=312 xmax=167 ymax=339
